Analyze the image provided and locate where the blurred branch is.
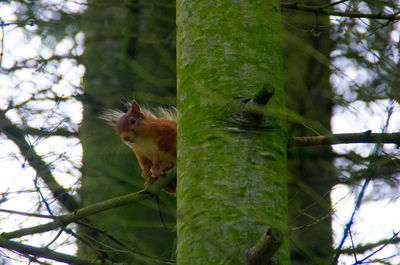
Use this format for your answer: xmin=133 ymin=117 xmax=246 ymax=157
xmin=0 ymin=54 xmax=78 ymax=74
xmin=0 ymin=237 xmax=107 ymax=265
xmin=75 ymin=220 xmax=175 ymax=264
xmin=22 ymin=127 xmax=78 ymax=137
xmin=331 ymin=108 xmax=392 ymax=264
xmin=281 ymin=2 xmax=400 ymax=21
xmin=326 ymin=0 xmax=350 ymax=8
xmin=0 ymin=208 xmax=53 ymax=219
xmin=2 ymin=169 xmax=176 ymax=239
xmin=0 ymin=21 xmax=4 ymax=67
xmin=331 ymin=164 xmax=374 ymax=264
xmin=350 ymin=231 xmax=400 ymax=264
xmin=0 ymin=110 xmax=81 ymax=212
xmin=0 ymin=20 xmax=35 ymax=28
xmin=289 ymin=131 xmax=400 ymax=147
xmin=340 ymin=233 xmax=400 ymax=255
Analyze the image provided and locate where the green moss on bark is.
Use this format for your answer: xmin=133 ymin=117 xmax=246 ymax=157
xmin=176 ymin=0 xmax=288 ymax=264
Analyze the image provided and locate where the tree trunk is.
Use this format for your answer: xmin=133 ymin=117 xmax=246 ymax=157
xmin=283 ymin=1 xmax=335 ymax=263
xmin=176 ymin=1 xmax=289 ymax=264
xmin=79 ymin=0 xmax=176 ymax=263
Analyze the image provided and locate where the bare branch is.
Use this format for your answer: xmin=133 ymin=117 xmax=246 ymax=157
xmin=244 ymin=228 xmax=283 ymax=265
xmin=0 ymin=237 xmax=106 ymax=265
xmin=0 ymin=208 xmax=53 ymax=219
xmin=2 ymin=169 xmax=176 ymax=239
xmin=0 ymin=110 xmax=81 ymax=212
xmin=289 ymin=131 xmax=400 ymax=147
xmin=340 ymin=232 xmax=400 ymax=255
xmin=281 ymin=2 xmax=400 ymax=21
xmin=332 ymin=174 xmax=371 ymax=264
xmin=22 ymin=127 xmax=78 ymax=137
xmin=331 ymin=133 xmax=385 ymax=264
xmin=0 ymin=21 xmax=4 ymax=67
xmin=326 ymin=0 xmax=350 ymax=8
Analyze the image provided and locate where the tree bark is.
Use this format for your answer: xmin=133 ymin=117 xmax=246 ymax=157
xmin=176 ymin=1 xmax=289 ymax=264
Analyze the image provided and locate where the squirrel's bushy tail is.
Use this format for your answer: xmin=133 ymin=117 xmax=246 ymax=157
xmin=101 ymin=101 xmax=177 ymax=125
xmin=152 ymin=106 xmax=177 ymax=121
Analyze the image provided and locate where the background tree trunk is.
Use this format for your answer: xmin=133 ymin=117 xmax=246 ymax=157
xmin=283 ymin=1 xmax=335 ymax=263
xmin=79 ymin=0 xmax=176 ymax=263
xmin=176 ymin=0 xmax=289 ymax=264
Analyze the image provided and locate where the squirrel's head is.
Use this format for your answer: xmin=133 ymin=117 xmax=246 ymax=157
xmin=112 ymin=100 xmax=146 ymax=144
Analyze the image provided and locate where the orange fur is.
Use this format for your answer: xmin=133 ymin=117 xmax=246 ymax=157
xmin=109 ymin=100 xmax=177 ymax=193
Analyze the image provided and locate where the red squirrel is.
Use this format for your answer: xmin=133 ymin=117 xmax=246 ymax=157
xmin=106 ymin=100 xmax=177 ymax=193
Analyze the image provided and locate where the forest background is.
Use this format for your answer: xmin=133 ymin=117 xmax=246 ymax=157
xmin=0 ymin=0 xmax=399 ymax=264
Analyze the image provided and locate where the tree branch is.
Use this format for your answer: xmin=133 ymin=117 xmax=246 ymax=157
xmin=0 ymin=110 xmax=81 ymax=212
xmin=289 ymin=131 xmax=400 ymax=147
xmin=22 ymin=127 xmax=78 ymax=137
xmin=340 ymin=234 xmax=400 ymax=255
xmin=0 ymin=237 xmax=107 ymax=265
xmin=244 ymin=228 xmax=283 ymax=265
xmin=1 ymin=169 xmax=176 ymax=239
xmin=0 ymin=208 xmax=53 ymax=219
xmin=0 ymin=21 xmax=4 ymax=68
xmin=281 ymin=2 xmax=400 ymax=21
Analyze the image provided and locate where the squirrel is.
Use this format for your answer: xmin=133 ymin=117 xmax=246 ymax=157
xmin=105 ymin=100 xmax=177 ymax=193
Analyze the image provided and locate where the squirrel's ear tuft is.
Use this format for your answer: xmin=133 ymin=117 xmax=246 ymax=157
xmin=131 ymin=100 xmax=141 ymax=113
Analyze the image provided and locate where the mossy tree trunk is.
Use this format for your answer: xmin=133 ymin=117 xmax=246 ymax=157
xmin=176 ymin=1 xmax=289 ymax=264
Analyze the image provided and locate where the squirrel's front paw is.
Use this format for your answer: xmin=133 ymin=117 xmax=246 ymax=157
xmin=144 ymin=178 xmax=153 ymax=185
xmin=150 ymin=167 xmax=161 ymax=179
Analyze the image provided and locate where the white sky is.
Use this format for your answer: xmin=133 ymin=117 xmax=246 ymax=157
xmin=0 ymin=1 xmax=85 ymax=264
xmin=329 ymin=7 xmax=400 ymax=262
xmin=331 ymin=99 xmax=400 ymax=264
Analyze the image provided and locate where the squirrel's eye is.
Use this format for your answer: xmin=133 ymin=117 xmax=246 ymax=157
xmin=129 ymin=118 xmax=136 ymax=125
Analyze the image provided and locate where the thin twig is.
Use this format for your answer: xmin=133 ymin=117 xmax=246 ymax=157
xmin=0 ymin=21 xmax=4 ymax=68
xmin=331 ymin=164 xmax=372 ymax=264
xmin=357 ymin=231 xmax=400 ymax=264
xmin=0 ymin=208 xmax=53 ymax=219
xmin=340 ymin=235 xmax=400 ymax=254
xmin=281 ymin=2 xmax=400 ymax=21
xmin=75 ymin=221 xmax=175 ymax=264
xmin=349 ymin=229 xmax=358 ymax=264
xmin=0 ymin=109 xmax=81 ymax=212
xmin=289 ymin=131 xmax=400 ymax=147
xmin=331 ymin=106 xmax=394 ymax=264
xmin=326 ymin=0 xmax=350 ymax=8
xmin=1 ymin=169 xmax=176 ymax=239
xmin=0 ymin=237 xmax=106 ymax=265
